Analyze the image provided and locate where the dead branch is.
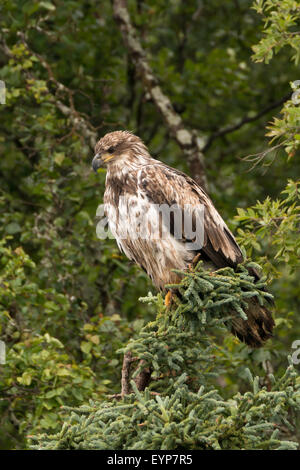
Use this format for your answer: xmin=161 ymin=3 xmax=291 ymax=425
xmin=121 ymin=352 xmax=152 ymax=396
xmin=121 ymin=351 xmax=133 ymax=396
xmin=133 ymin=360 xmax=152 ymax=392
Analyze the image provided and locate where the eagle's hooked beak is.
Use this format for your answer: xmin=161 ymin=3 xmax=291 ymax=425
xmin=92 ymin=153 xmax=102 ymax=172
xmin=92 ymin=152 xmax=115 ymax=172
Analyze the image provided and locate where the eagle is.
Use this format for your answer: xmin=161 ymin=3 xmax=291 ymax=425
xmin=92 ymin=130 xmax=274 ymax=348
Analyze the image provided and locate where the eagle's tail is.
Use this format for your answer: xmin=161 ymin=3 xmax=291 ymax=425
xmin=230 ymin=298 xmax=275 ymax=348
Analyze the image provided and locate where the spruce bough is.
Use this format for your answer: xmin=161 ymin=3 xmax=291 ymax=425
xmin=31 ymin=261 xmax=300 ymax=450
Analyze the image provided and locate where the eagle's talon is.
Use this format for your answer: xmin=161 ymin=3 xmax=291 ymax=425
xmin=192 ymin=253 xmax=201 ymax=266
xmin=165 ymin=290 xmax=172 ymax=307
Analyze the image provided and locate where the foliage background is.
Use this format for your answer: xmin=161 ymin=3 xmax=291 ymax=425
xmin=0 ymin=0 xmax=299 ymax=449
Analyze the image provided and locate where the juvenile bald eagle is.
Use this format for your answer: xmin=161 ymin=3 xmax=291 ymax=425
xmin=92 ymin=131 xmax=274 ymax=348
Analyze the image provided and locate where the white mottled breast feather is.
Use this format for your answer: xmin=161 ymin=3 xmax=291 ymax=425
xmin=103 ymin=156 xmax=243 ymax=289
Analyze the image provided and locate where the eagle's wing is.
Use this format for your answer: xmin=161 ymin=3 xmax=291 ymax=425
xmin=138 ymin=163 xmax=243 ymax=269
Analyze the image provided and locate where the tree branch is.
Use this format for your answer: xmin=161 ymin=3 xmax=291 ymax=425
xmin=112 ymin=0 xmax=208 ymax=191
xmin=121 ymin=351 xmax=132 ymax=396
xmin=121 ymin=352 xmax=152 ymax=395
xmin=202 ymin=93 xmax=291 ymax=152
xmin=133 ymin=360 xmax=152 ymax=392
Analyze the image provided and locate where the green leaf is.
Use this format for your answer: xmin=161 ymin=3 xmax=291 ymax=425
xmin=5 ymin=223 xmax=21 ymax=234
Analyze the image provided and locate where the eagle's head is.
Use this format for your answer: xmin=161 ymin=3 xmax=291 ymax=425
xmin=92 ymin=130 xmax=149 ymax=172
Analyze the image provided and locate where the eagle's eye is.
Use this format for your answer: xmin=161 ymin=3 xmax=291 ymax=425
xmin=107 ymin=146 xmax=116 ymax=154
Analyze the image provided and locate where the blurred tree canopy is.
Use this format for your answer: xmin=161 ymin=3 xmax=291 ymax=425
xmin=0 ymin=0 xmax=299 ymax=449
